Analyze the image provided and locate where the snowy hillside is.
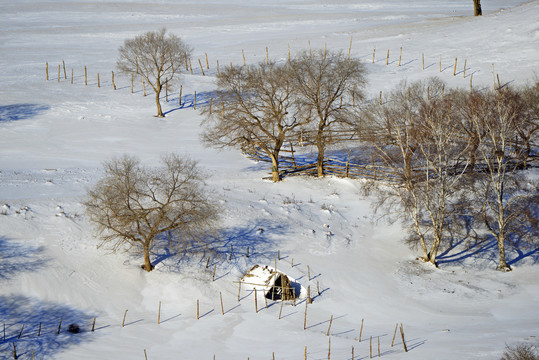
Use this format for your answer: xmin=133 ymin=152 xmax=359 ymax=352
xmin=1 ymin=1 xmax=538 ymax=359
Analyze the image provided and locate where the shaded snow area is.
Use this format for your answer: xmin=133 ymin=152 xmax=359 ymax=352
xmin=1 ymin=1 xmax=538 ymax=359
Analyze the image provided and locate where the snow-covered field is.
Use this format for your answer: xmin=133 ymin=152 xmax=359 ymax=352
xmin=1 ymin=1 xmax=538 ymax=359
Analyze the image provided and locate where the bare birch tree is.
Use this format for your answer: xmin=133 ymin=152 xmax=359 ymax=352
xmin=289 ymin=50 xmax=366 ymax=177
xmin=365 ymin=79 xmax=470 ymax=266
xmin=117 ymin=28 xmax=192 ymax=117
xmin=201 ymin=62 xmax=302 ymax=182
xmin=469 ymin=88 xmax=533 ymax=271
xmin=85 ymin=154 xmax=218 ymax=272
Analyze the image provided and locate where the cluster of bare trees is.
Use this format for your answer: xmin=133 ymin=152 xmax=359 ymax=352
xmin=201 ymin=49 xmax=366 ymax=182
xmin=363 ymin=78 xmax=538 ymax=271
xmin=202 ymin=54 xmax=537 ymax=271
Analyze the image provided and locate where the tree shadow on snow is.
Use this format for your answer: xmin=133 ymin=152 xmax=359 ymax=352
xmin=0 ymin=236 xmax=49 ymax=281
xmin=0 ymin=104 xmax=49 ymax=122
xmin=162 ymin=91 xmax=216 ymax=116
xmin=150 ymin=218 xmax=289 ymax=274
xmin=0 ymin=295 xmax=96 ymax=359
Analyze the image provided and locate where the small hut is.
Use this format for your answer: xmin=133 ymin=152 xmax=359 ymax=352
xmin=240 ymin=265 xmax=302 ymax=301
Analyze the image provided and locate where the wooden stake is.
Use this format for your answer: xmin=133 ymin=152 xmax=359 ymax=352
xmin=212 ymin=263 xmax=217 ymax=281
xmin=112 ymin=71 xmax=116 ymax=90
xmin=372 ymin=46 xmax=375 ymax=63
xmin=317 ymin=280 xmax=320 ymax=295
xmin=359 ymin=318 xmax=364 ymax=342
xmin=179 ymin=85 xmax=182 ymax=106
xmin=130 ymin=73 xmax=133 ymax=93
xmin=143 ymin=78 xmax=146 ymax=96
xmin=352 ymin=346 xmax=354 ymax=360
xmin=369 ymin=336 xmax=372 ymax=358
xmin=46 ymin=62 xmax=49 ymax=80
xmin=37 ymin=322 xmax=41 ymax=337
xmin=13 ymin=342 xmax=17 ymax=360
xmin=279 ymin=300 xmax=283 ymax=319
xmin=205 ymin=53 xmax=209 ymax=69
xmin=136 ymin=57 xmax=139 ymax=74
xmin=391 ymin=322 xmax=398 ymax=346
xmin=184 ymin=53 xmax=188 ymax=71
xmin=246 ymin=246 xmax=249 ymax=258
xmin=189 ymin=58 xmax=193 ymax=74
xmin=158 ymin=301 xmax=161 ymax=324
xmin=379 ymin=91 xmax=382 ymax=105
xmin=242 ymin=49 xmax=246 ymax=66
xmin=307 ymin=265 xmax=311 ymax=281
xmin=463 ymin=59 xmax=467 ymax=78
xmin=400 ymin=324 xmax=408 ymax=352
xmin=304 ymin=346 xmax=307 ymax=360
xmin=326 ymin=315 xmax=333 ymax=336
xmin=288 ymin=44 xmax=291 ymax=63
xmin=57 ymin=317 xmax=62 ymax=334
xmin=266 ymin=47 xmax=269 ymax=65
xmin=439 ymin=55 xmax=442 ymax=72
xmin=197 ymin=299 xmax=200 ymax=320
xmin=238 ymin=281 xmax=241 ymax=302
xmin=32 ymin=350 xmax=35 ymax=360
xmin=307 ymin=285 xmax=312 ymax=304
xmin=84 ymin=66 xmax=87 ymax=85
xmin=290 ymin=257 xmax=293 ymax=267
xmin=386 ymin=49 xmax=389 ymax=65
xmin=453 ymin=57 xmax=457 ymax=76
xmin=277 ymin=250 xmax=280 ymax=260
xmin=220 ymin=292 xmax=224 ymax=315
xmin=71 ymin=68 xmax=73 ymax=84
xmin=198 ymin=59 xmax=205 ymax=76
xmin=328 ymin=337 xmax=331 ymax=360
xmin=216 ymin=60 xmax=220 ymax=75
xmin=91 ymin=317 xmax=96 ymax=332
xmin=144 ymin=349 xmax=148 ymax=360
xmin=470 ymin=73 xmax=473 ymax=92
xmin=62 ymin=60 xmax=67 ymax=79
xmin=229 ymin=244 xmax=233 ymax=260
xmin=205 ymin=256 xmax=210 ymax=269
xmin=122 ymin=310 xmax=128 ymax=327
xmin=97 ymin=73 xmax=100 ymax=88
xmin=303 ymin=300 xmax=308 ymax=330
xmin=254 ymin=289 xmax=258 ymax=313
xmin=497 ymin=74 xmax=501 ymax=90
xmin=18 ymin=324 xmax=24 ymax=339
xmin=398 ymin=47 xmax=402 ymax=66
xmin=58 ymin=65 xmax=60 ymax=83
xmin=348 ymin=36 xmax=352 ymax=60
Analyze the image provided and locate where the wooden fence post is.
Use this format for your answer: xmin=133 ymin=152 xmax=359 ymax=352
xmin=179 ymin=85 xmax=182 ymax=106
xmin=158 ymin=301 xmax=161 ymax=324
xmin=122 ymin=310 xmax=128 ymax=327
xmin=398 ymin=47 xmax=402 ymax=66
xmin=205 ymin=53 xmax=209 ymax=69
xmin=400 ymin=323 xmax=408 ymax=352
xmin=112 ymin=71 xmax=116 ymax=90
xmin=46 ymin=62 xmax=49 ymax=80
xmin=84 ymin=66 xmax=87 ymax=85
xmin=198 ymin=59 xmax=205 ymax=76
xmin=97 ymin=73 xmax=100 ymax=88
xmin=326 ymin=315 xmax=333 ymax=336
xmin=220 ymin=292 xmax=224 ymax=315
xmin=62 ymin=60 xmax=67 ymax=79
xmin=359 ymin=318 xmax=364 ymax=342
xmin=91 ymin=317 xmax=96 ymax=332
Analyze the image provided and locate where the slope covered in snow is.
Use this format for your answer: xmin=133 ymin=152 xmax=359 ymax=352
xmin=1 ymin=1 xmax=538 ymax=359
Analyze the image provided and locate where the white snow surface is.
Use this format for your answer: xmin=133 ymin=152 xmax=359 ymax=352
xmin=1 ymin=1 xmax=538 ymax=359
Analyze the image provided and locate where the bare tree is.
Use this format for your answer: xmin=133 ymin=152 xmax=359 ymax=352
xmin=201 ymin=62 xmax=302 ymax=182
xmin=289 ymin=50 xmax=367 ymax=177
xmin=469 ymin=88 xmax=532 ymax=271
xmin=117 ymin=28 xmax=192 ymax=117
xmin=85 ymin=154 xmax=218 ymax=272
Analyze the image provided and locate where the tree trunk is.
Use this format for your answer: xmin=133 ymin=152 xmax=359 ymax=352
xmin=496 ymin=234 xmax=511 ymax=271
xmin=473 ymin=0 xmax=482 ymax=16
xmin=142 ymin=242 xmax=154 ymax=272
xmin=270 ymin=154 xmax=281 ymax=182
xmin=155 ymin=90 xmax=164 ymax=117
